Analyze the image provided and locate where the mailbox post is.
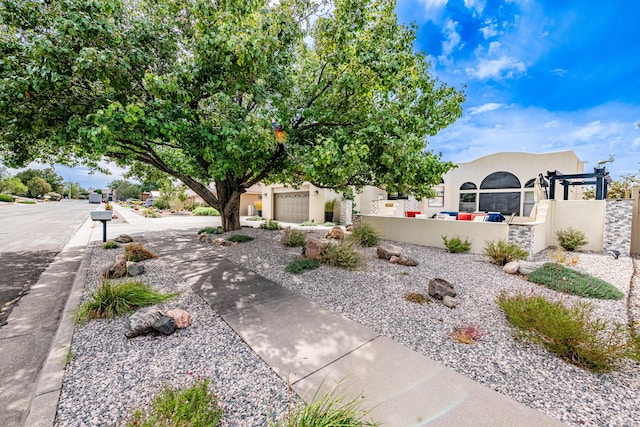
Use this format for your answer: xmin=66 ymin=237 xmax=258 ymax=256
xmin=90 ymin=210 xmax=113 ymax=242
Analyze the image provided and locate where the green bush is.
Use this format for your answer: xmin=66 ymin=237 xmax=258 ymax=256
xmin=152 ymin=197 xmax=169 ymax=210
xmin=497 ymin=293 xmax=639 ymax=372
xmin=285 ymin=258 xmax=320 ymax=274
xmin=142 ymin=208 xmax=159 ymax=218
xmin=102 ymin=241 xmax=119 ymax=249
xmin=323 ymin=221 xmax=337 ymax=227
xmin=128 ymin=378 xmax=223 ymax=427
xmin=527 ymin=263 xmax=624 ymax=300
xmin=300 ymin=220 xmax=316 ymax=226
xmin=227 ymin=234 xmax=255 ymax=243
xmin=282 ymin=229 xmax=307 ymax=247
xmin=260 ymin=219 xmax=282 ymax=230
xmin=349 ymin=223 xmax=380 ymax=247
xmin=320 ymin=241 xmax=363 ymax=270
xmin=193 ymin=206 xmax=221 ymax=216
xmin=75 ymin=281 xmax=177 ymax=323
xmin=442 ymin=235 xmax=471 ymax=253
xmin=124 ymin=243 xmax=158 ymax=262
xmin=483 ymin=239 xmax=528 ymax=265
xmin=0 ymin=194 xmax=13 ymax=202
xmin=556 ymin=227 xmax=588 ymax=251
xmin=198 ymin=226 xmax=224 ymax=235
xmin=246 ymin=216 xmax=265 ymax=221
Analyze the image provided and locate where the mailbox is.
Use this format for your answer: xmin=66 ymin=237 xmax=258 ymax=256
xmin=90 ymin=211 xmax=113 ymax=221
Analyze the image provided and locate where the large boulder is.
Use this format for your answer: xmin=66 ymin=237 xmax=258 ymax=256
xmin=125 ymin=307 xmax=176 ymax=338
xmin=114 ymin=234 xmax=134 ymax=243
xmin=326 ymin=226 xmax=344 ymax=240
xmin=502 ymin=261 xmax=520 ymax=274
xmin=304 ymin=237 xmax=327 ymax=260
xmin=152 ymin=316 xmax=176 ymax=335
xmin=103 ymin=254 xmax=127 ymax=279
xmin=518 ymin=261 xmax=545 ymax=275
xmin=397 ymin=255 xmax=418 ymax=267
xmin=126 ymin=261 xmax=145 ymax=277
xmin=428 ymin=278 xmax=456 ymax=300
xmin=165 ymin=309 xmax=192 ymax=328
xmin=377 ymin=243 xmax=403 ymax=260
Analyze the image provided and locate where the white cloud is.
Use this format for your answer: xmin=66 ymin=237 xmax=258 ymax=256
xmin=416 ymin=0 xmax=449 ymax=22
xmin=466 ymin=56 xmax=526 ymax=79
xmin=438 ymin=20 xmax=462 ymax=65
xmin=633 ymin=137 xmax=640 ymax=148
xmin=544 ymin=120 xmax=559 ymax=128
xmin=464 ymin=0 xmax=485 ymax=15
xmin=480 ymin=19 xmax=499 ymax=39
xmin=550 ymin=68 xmax=567 ymax=76
xmin=468 ymin=103 xmax=505 ymax=115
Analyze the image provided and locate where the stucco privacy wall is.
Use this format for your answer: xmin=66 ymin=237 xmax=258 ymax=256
xmin=604 ymin=199 xmax=633 ymax=256
xmin=360 ymin=215 xmax=509 ymax=254
xmin=550 ymin=200 xmax=605 ymax=252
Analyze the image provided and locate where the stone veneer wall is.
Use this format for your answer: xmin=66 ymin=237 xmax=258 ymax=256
xmin=353 ymin=214 xmax=362 ymax=227
xmin=603 ymin=199 xmax=633 ymax=256
xmin=508 ymin=224 xmax=535 ymax=259
xmin=340 ymin=200 xmax=353 ymax=226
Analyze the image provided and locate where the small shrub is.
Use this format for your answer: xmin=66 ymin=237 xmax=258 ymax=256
xmin=193 ymin=206 xmax=221 ymax=216
xmin=198 ymin=226 xmax=224 ymax=235
xmin=260 ymin=219 xmax=282 ymax=230
xmin=141 ymin=208 xmax=159 ymax=218
xmin=124 ymin=243 xmax=158 ymax=262
xmin=300 ymin=220 xmax=315 ymax=226
xmin=270 ymin=383 xmax=378 ymax=427
xmin=483 ymin=239 xmax=528 ymax=265
xmin=349 ymin=223 xmax=380 ymax=247
xmin=320 ymin=241 xmax=363 ymax=270
xmin=556 ymin=227 xmax=588 ymax=251
xmin=442 ymin=235 xmax=471 ymax=253
xmin=404 ymin=293 xmax=429 ymax=305
xmin=152 ymin=198 xmax=169 ymax=210
xmin=0 ymin=194 xmax=13 ymax=202
xmin=104 ymin=201 xmax=113 ymax=210
xmin=102 ymin=241 xmax=119 ymax=249
xmin=527 ymin=263 xmax=624 ymax=300
xmin=497 ymin=293 xmax=637 ymax=372
xmin=323 ymin=221 xmax=337 ymax=227
xmin=549 ymin=248 xmax=579 ymax=266
xmin=128 ymin=378 xmax=223 ymax=427
xmin=450 ymin=325 xmax=485 ymax=344
xmin=285 ymin=258 xmax=320 ymax=274
xmin=247 ymin=216 xmax=265 ymax=221
xmin=75 ymin=281 xmax=177 ymax=323
xmin=282 ymin=229 xmax=306 ymax=247
xmin=227 ymin=234 xmax=255 ymax=243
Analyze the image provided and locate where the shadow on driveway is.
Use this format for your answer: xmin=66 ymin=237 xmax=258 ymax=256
xmin=0 ymin=250 xmax=58 ymax=327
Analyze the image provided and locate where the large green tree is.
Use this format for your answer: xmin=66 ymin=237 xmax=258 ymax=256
xmin=0 ymin=0 xmax=464 ymax=230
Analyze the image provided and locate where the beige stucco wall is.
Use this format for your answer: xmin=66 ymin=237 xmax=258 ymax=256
xmin=549 ymin=200 xmax=605 ymax=252
xmin=361 ymin=215 xmax=509 ymax=254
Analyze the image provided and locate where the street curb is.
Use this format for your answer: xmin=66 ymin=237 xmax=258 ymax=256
xmin=23 ymin=233 xmax=96 ymax=427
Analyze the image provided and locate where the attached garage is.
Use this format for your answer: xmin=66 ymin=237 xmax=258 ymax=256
xmin=274 ymin=191 xmax=309 ymax=223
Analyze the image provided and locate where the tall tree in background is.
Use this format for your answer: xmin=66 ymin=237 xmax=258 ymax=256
xmin=14 ymin=168 xmax=65 ymax=194
xmin=0 ymin=0 xmax=464 ymax=230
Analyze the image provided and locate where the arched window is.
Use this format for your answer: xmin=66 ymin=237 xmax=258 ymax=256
xmin=480 ymin=172 xmax=521 ymax=189
xmin=479 ymin=172 xmax=521 ymax=215
xmin=458 ymin=182 xmax=477 ymax=212
xmin=460 ymin=182 xmax=477 ymax=190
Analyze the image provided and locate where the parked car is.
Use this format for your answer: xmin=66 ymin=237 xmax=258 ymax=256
xmin=125 ymin=198 xmax=143 ymax=206
xmin=88 ymin=193 xmax=102 ymax=204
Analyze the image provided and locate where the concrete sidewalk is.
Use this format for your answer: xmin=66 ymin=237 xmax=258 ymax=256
xmin=19 ymin=206 xmax=564 ymax=426
xmin=147 ymin=233 xmax=564 ymax=427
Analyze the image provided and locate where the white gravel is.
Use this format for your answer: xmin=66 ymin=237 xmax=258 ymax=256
xmin=57 ymin=227 xmax=640 ymax=426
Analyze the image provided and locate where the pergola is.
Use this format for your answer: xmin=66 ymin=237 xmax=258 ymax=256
xmin=546 ymin=167 xmax=611 ymax=200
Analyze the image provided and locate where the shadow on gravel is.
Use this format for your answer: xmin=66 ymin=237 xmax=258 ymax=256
xmin=0 ymin=250 xmax=58 ymax=326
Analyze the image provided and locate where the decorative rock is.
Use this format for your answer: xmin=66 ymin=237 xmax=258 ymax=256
xmin=428 ymin=278 xmax=456 ymax=300
xmin=103 ymin=254 xmax=127 ymax=279
xmin=397 ymin=255 xmax=419 ymax=267
xmin=304 ymin=237 xmax=326 ymax=260
xmin=124 ymin=308 xmax=164 ymax=338
xmin=165 ymin=309 xmax=192 ymax=328
xmin=377 ymin=243 xmax=403 ymax=260
xmin=389 ymin=255 xmax=399 ymax=264
xmin=126 ymin=261 xmax=145 ymax=277
xmin=518 ymin=261 xmax=545 ymax=275
xmin=152 ymin=316 xmax=176 ymax=335
xmin=503 ymin=261 xmax=520 ymax=274
xmin=326 ymin=226 xmax=344 ymax=240
xmin=442 ymin=295 xmax=458 ymax=308
xmin=113 ymin=234 xmax=134 ymax=243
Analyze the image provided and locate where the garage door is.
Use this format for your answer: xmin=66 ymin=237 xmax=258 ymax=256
xmin=274 ymin=192 xmax=309 ymax=223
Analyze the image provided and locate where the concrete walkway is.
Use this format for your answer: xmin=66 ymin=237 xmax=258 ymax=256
xmin=20 ymin=205 xmax=564 ymax=426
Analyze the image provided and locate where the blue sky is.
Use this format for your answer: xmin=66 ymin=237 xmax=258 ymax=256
xmin=8 ymin=0 xmax=640 ymax=188
xmin=396 ymin=0 xmax=640 ymax=179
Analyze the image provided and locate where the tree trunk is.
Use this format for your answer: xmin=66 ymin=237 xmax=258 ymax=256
xmin=220 ymin=190 xmax=242 ymax=231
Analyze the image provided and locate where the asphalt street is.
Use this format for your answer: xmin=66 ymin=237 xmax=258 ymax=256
xmin=0 ymin=200 xmax=94 ymax=325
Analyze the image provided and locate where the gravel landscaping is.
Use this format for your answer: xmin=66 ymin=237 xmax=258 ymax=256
xmin=57 ymin=227 xmax=640 ymax=426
